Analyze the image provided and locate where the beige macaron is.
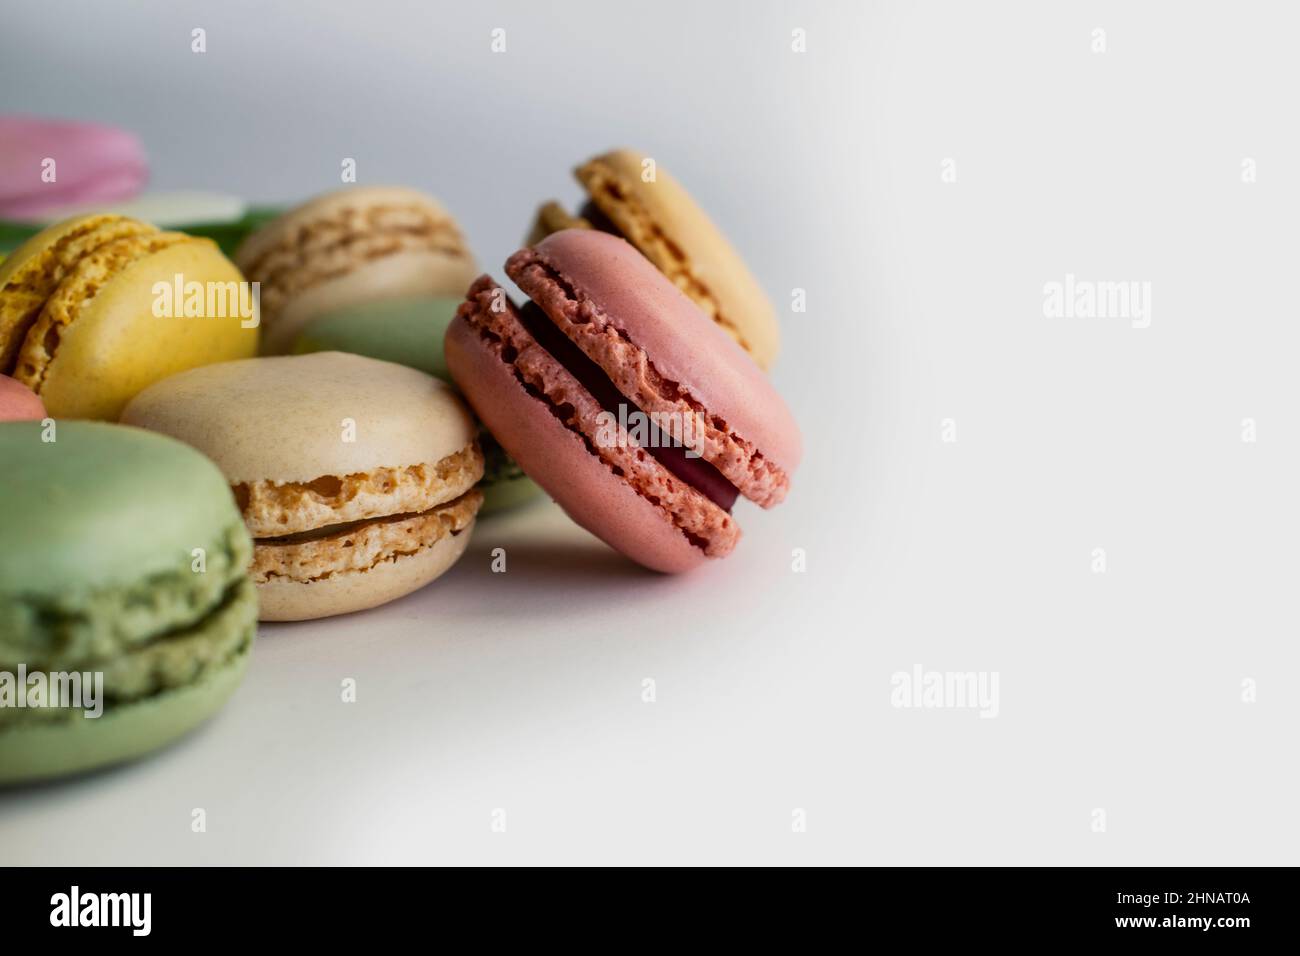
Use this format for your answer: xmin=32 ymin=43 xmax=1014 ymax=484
xmin=236 ymin=186 xmax=479 ymax=354
xmin=121 ymin=351 xmax=484 ymax=621
xmin=529 ymin=148 xmax=780 ymax=369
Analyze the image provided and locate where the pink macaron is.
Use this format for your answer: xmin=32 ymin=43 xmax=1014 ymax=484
xmin=446 ymin=229 xmax=800 ymax=572
xmin=0 ymin=374 xmax=46 ymax=421
xmin=0 ymin=116 xmax=147 ymax=220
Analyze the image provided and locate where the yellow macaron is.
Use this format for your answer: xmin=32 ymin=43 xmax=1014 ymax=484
xmin=0 ymin=214 xmax=259 ymax=420
xmin=529 ymin=148 xmax=781 ymax=369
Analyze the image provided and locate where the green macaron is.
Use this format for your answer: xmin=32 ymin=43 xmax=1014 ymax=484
xmin=292 ymin=294 xmax=458 ymax=379
xmin=291 ymin=296 xmax=542 ymax=514
xmin=0 ymin=420 xmax=257 ymax=784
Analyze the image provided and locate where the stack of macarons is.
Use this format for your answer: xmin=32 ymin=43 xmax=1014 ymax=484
xmin=0 ymin=142 xmax=802 ymax=783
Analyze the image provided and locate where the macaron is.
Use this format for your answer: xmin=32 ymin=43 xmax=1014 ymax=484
xmin=446 ymin=230 xmax=801 ymax=573
xmin=529 ymin=148 xmax=780 ymax=369
xmin=0 ymin=420 xmax=257 ymax=784
xmin=291 ymin=295 xmax=459 ymax=380
xmin=0 ymin=374 xmax=45 ymax=421
xmin=0 ymin=214 xmax=259 ymax=420
xmin=289 ymin=295 xmax=543 ymax=515
xmin=122 ymin=352 xmax=484 ymax=621
xmin=235 ymin=186 xmax=479 ymax=354
xmin=0 ymin=116 xmax=147 ymax=220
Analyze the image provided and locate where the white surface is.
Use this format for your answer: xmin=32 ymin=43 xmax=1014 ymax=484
xmin=1 ymin=0 xmax=1297 ymax=865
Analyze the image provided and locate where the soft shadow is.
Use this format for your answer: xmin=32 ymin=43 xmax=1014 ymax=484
xmin=460 ymin=538 xmax=658 ymax=586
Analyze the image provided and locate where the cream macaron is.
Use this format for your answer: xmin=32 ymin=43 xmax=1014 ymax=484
xmin=122 ymin=351 xmax=484 ymax=621
xmin=235 ymin=186 xmax=479 ymax=354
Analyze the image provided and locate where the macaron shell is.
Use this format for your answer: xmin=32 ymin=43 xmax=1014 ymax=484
xmin=577 ymin=149 xmax=780 ymax=369
xmin=526 ymin=201 xmax=590 ymax=246
xmin=478 ymin=434 xmax=543 ymax=514
xmin=262 ymin=249 xmax=478 ymax=354
xmin=234 ymin=186 xmax=465 ymax=268
xmin=446 ymin=316 xmax=705 ymax=573
xmin=0 ymin=374 xmax=44 ymax=420
xmin=291 ymin=295 xmax=462 ymax=379
xmin=257 ymin=518 xmax=475 ymax=621
xmin=291 ymin=300 xmax=545 ymax=514
xmin=121 ymin=351 xmax=476 ymax=484
xmin=0 ymin=116 xmax=147 ymax=220
xmin=0 ymin=214 xmax=158 ymax=372
xmin=0 ymin=420 xmax=248 ymax=603
xmin=525 ymin=230 xmax=802 ymax=478
xmin=480 ymin=473 xmax=544 ymax=514
xmin=34 ymin=239 xmax=259 ymax=420
xmin=0 ymin=625 xmax=252 ymax=785
xmin=13 ymin=230 xmax=192 ymax=388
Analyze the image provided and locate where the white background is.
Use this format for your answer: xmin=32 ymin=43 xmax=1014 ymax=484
xmin=2 ymin=0 xmax=1296 ymax=865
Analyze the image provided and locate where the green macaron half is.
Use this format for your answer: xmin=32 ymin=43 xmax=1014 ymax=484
xmin=0 ymin=420 xmax=257 ymax=784
xmin=291 ymin=296 xmax=543 ymax=514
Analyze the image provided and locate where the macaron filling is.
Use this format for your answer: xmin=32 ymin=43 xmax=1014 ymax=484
xmin=455 ymin=278 xmax=740 ymax=556
xmin=249 ymin=489 xmax=482 ymax=585
xmin=515 ymin=301 xmax=739 ymax=511
xmin=0 ymin=518 xmax=252 ymax=665
xmin=578 ymin=200 xmax=626 ymax=240
xmin=0 ymin=577 xmax=256 ymax=730
xmin=231 ymin=442 xmax=485 ymax=588
xmin=506 ymin=247 xmax=792 ymax=507
xmin=233 ymin=445 xmax=484 ymax=537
